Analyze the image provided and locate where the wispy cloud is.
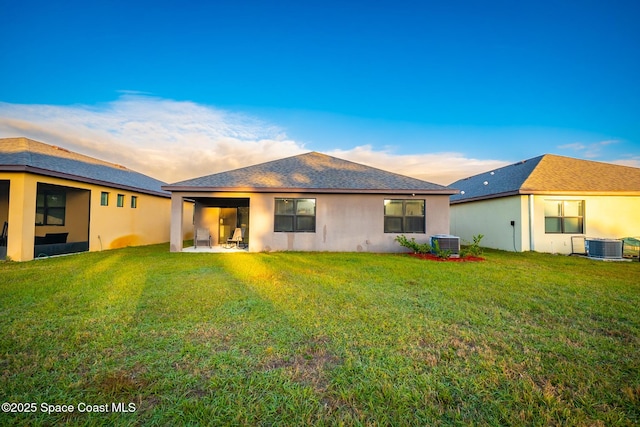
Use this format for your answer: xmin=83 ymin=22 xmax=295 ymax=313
xmin=611 ymin=156 xmax=640 ymax=168
xmin=0 ymin=96 xmax=506 ymax=185
xmin=558 ymin=142 xmax=587 ymax=151
xmin=556 ymin=139 xmax=640 ymax=168
xmin=0 ymin=96 xmax=305 ymax=182
xmin=326 ymin=146 xmax=507 ymax=185
xmin=559 ymin=139 xmax=619 ymax=158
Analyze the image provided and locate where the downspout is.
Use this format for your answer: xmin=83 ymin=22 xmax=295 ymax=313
xmin=528 ymin=194 xmax=535 ymax=252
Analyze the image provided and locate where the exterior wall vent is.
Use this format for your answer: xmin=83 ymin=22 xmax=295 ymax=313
xmin=585 ymin=238 xmax=623 ymax=259
xmin=430 ymin=234 xmax=460 ymax=255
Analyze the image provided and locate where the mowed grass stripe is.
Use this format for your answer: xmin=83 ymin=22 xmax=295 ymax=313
xmin=0 ymin=245 xmax=638 ymax=425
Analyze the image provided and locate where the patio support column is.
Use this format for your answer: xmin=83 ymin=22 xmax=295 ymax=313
xmin=169 ymin=193 xmax=184 ymax=253
xmin=7 ymin=175 xmax=37 ymax=261
xmin=528 ymin=194 xmax=535 ymax=252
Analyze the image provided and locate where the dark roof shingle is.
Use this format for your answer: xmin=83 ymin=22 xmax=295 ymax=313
xmin=450 ymin=154 xmax=640 ymax=203
xmin=165 ymin=151 xmax=456 ymax=194
xmin=0 ymin=137 xmax=168 ymax=196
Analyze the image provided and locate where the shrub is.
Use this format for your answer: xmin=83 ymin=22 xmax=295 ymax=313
xmin=461 ymin=234 xmax=484 ymax=257
xmin=395 ymin=235 xmax=431 ymax=254
xmin=431 ymin=239 xmax=452 ymax=259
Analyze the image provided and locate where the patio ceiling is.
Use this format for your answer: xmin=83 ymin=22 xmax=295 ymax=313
xmin=194 ymin=197 xmax=249 ymax=207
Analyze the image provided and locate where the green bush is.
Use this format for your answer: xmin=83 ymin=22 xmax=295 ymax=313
xmin=395 ymin=234 xmax=431 ymax=254
xmin=460 ymin=234 xmax=484 ymax=257
xmin=431 ymin=239 xmax=452 ymax=259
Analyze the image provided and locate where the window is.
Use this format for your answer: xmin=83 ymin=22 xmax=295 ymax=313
xmin=274 ymin=198 xmax=316 ymax=232
xmin=131 ymin=196 xmax=138 ymax=209
xmin=36 ymin=190 xmax=66 ymax=226
xmin=100 ymin=192 xmax=109 ymax=206
xmin=544 ymin=200 xmax=584 ymax=234
xmin=117 ymin=194 xmax=125 ymax=208
xmin=384 ymin=199 xmax=425 ymax=233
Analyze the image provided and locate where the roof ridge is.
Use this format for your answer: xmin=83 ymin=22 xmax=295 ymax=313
xmin=541 ymin=152 xmax=640 ymax=172
xmin=453 ymin=153 xmax=640 ymax=202
xmin=172 ymin=150 xmax=445 ymax=188
xmin=453 ymin=154 xmax=545 ymax=184
xmin=171 ymin=151 xmax=311 ymax=183
xmin=23 ymin=137 xmax=132 ymax=171
xmin=167 ymin=150 xmax=453 ymax=192
xmin=1 ymin=137 xmax=169 ymax=196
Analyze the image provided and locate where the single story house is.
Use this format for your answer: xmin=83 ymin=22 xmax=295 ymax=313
xmin=0 ymin=137 xmax=193 ymax=261
xmin=449 ymin=154 xmax=640 ymax=254
xmin=162 ymin=151 xmax=457 ymax=253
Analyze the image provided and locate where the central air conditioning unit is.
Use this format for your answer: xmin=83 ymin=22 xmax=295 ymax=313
xmin=585 ymin=238 xmax=623 ymax=259
xmin=430 ymin=234 xmax=460 ymax=255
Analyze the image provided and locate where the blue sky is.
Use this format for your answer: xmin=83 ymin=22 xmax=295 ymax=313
xmin=1 ymin=0 xmax=638 ymax=184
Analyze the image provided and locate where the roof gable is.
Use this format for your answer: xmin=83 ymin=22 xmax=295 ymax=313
xmin=450 ymin=154 xmax=640 ymax=203
xmin=449 ymin=155 xmax=543 ymax=202
xmin=522 ymin=155 xmax=640 ymax=192
xmin=165 ymin=151 xmax=455 ymax=194
xmin=0 ymin=137 xmax=168 ymax=196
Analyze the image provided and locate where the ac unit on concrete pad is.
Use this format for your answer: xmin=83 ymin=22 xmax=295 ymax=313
xmin=585 ymin=238 xmax=623 ymax=259
xmin=430 ymin=234 xmax=460 ymax=255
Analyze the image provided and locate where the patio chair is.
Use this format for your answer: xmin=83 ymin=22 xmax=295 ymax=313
xmin=226 ymin=228 xmax=244 ymax=249
xmin=194 ymin=227 xmax=211 ymax=249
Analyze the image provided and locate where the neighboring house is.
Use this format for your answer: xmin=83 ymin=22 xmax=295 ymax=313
xmin=0 ymin=137 xmax=193 ymax=261
xmin=449 ymin=154 xmax=640 ymax=254
xmin=163 ymin=152 xmax=457 ymax=253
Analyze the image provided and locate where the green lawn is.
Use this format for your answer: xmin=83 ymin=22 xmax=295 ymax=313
xmin=1 ymin=245 xmax=638 ymax=426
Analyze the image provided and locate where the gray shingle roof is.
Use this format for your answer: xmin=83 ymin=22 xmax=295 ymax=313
xmin=0 ymin=137 xmax=168 ymax=196
xmin=450 ymin=155 xmax=543 ymax=202
xmin=450 ymin=154 xmax=640 ymax=203
xmin=165 ymin=151 xmax=456 ymax=194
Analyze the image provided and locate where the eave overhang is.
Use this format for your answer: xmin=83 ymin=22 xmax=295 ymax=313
xmin=162 ymin=184 xmax=459 ymax=196
xmin=450 ymin=189 xmax=640 ymax=204
xmin=1 ymin=165 xmax=170 ymax=198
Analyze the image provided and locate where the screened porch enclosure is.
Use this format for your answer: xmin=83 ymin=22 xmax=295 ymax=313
xmin=33 ymin=182 xmax=90 ymax=257
xmin=0 ymin=180 xmax=8 ymax=260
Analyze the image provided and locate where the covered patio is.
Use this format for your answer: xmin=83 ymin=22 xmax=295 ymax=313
xmin=182 ymin=244 xmax=248 ymax=253
xmin=176 ymin=196 xmax=250 ymax=252
xmin=164 ymin=152 xmax=457 ymax=254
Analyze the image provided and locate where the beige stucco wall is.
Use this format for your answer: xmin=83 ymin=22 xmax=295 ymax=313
xmin=531 ymin=194 xmax=640 ymax=254
xmin=1 ymin=173 xmax=38 ymax=261
xmin=451 ymin=195 xmax=528 ymax=252
xmin=0 ymin=171 xmax=193 ymax=261
xmin=170 ymin=191 xmax=451 ymax=253
xmin=89 ymin=187 xmax=171 ymax=250
xmin=451 ymin=194 xmax=640 ymax=254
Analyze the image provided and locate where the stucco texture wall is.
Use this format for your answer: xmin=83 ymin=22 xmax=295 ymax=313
xmin=90 ymin=189 xmax=170 ymax=250
xmin=531 ymin=195 xmax=640 ymax=254
xmin=0 ymin=171 xmax=183 ymax=261
xmin=250 ymin=193 xmax=451 ymax=252
xmin=451 ymin=194 xmax=640 ymax=255
xmin=450 ymin=195 xmax=527 ymax=252
xmin=171 ymin=192 xmax=451 ymax=253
